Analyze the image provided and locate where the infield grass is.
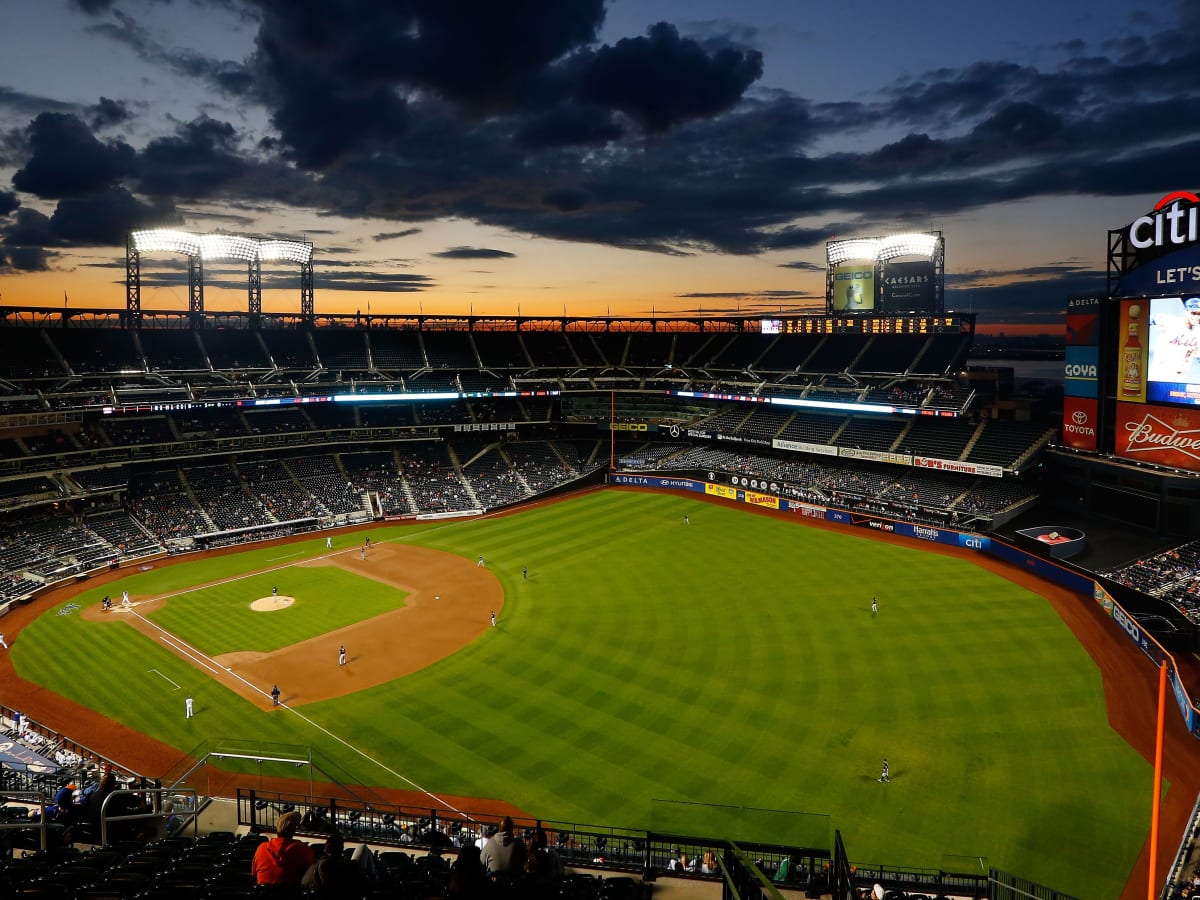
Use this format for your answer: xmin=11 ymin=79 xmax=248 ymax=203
xmin=13 ymin=490 xmax=1149 ymax=896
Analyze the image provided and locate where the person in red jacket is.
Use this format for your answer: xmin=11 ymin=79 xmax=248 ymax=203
xmin=252 ymin=810 xmax=314 ymax=889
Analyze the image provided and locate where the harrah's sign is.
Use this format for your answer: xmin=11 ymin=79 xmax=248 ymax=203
xmin=1129 ymin=191 xmax=1200 ymax=250
xmin=1116 ymin=403 xmax=1200 ymax=471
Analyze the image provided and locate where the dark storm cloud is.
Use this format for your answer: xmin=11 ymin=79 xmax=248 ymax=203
xmin=374 ymin=229 xmax=421 ymax=241
xmin=432 ymin=247 xmax=516 ymax=260
xmin=0 ymin=244 xmax=51 ymax=272
xmin=0 ymin=87 xmax=78 ymax=118
xmin=138 ymin=116 xmax=249 ymax=198
xmin=18 ymin=0 xmax=1196 ymax=280
xmin=3 ymin=208 xmax=57 ymax=247
xmin=50 ymin=187 xmax=179 ymax=245
xmin=88 ymin=97 xmax=133 ymax=130
xmin=577 ymin=23 xmax=763 ymax=132
xmin=11 ymin=113 xmax=137 ymax=199
xmin=315 ymin=273 xmax=434 ymax=292
xmin=778 ymin=261 xmax=822 ymax=272
xmin=0 ymin=191 xmax=18 ymax=217
xmin=87 ymin=10 xmax=255 ymax=97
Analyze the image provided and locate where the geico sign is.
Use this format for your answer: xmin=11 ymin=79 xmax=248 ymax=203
xmin=1112 ymin=605 xmax=1142 ymax=643
xmin=1129 ymin=191 xmax=1200 ymax=250
xmin=608 ymin=422 xmax=648 ymax=431
xmin=1065 ymin=363 xmax=1097 ymax=377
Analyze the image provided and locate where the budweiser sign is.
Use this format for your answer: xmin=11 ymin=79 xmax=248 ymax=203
xmin=1118 ymin=405 xmax=1200 ymax=468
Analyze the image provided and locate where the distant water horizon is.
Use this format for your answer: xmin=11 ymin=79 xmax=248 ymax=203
xmin=966 ymin=357 xmax=1064 ymax=385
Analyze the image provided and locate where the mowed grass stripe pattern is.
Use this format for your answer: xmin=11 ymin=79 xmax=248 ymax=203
xmin=13 ymin=492 xmax=1146 ymax=897
xmin=145 ymin=568 xmax=407 ymax=656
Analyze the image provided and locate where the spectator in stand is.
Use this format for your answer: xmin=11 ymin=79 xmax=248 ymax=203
xmin=448 ymin=843 xmax=491 ymax=897
xmin=523 ymin=826 xmax=563 ymax=898
xmin=481 ymin=815 xmax=526 ymax=885
xmin=302 ymin=830 xmax=369 ymax=899
xmin=252 ymin=809 xmax=315 ymax=892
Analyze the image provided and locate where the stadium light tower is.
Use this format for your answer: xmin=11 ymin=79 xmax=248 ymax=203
xmin=126 ymin=229 xmax=316 ymax=323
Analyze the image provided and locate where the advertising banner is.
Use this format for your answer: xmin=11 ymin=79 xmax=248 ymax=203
xmin=1061 ymin=396 xmax=1099 ymax=451
xmin=744 ymin=491 xmax=780 ymax=509
xmin=1117 ymin=300 xmax=1148 ymax=403
xmin=881 ymin=260 xmax=935 ymax=311
xmin=831 ymin=265 xmax=876 ymax=312
xmin=1114 ymin=245 xmax=1200 ymax=298
xmin=1114 ymin=401 xmax=1200 ymax=472
xmin=784 ymin=500 xmax=827 ymax=519
xmin=773 ymin=438 xmax=840 ymax=456
xmin=838 ymin=447 xmax=913 ymax=465
xmin=912 ymin=456 xmax=1004 ymax=478
xmin=1168 ymin=667 xmax=1198 ymax=734
xmin=1065 ymin=296 xmax=1101 ymax=345
xmin=610 ymin=474 xmax=704 ymax=492
xmin=705 ymin=483 xmax=738 ymax=500
xmin=1064 ymin=346 xmax=1099 ymax=398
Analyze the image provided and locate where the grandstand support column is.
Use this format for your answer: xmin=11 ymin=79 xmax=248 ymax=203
xmin=125 ymin=236 xmax=141 ymax=325
xmin=1148 ymin=660 xmax=1167 ymax=900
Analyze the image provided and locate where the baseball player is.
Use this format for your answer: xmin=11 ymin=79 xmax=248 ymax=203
xmin=879 ymin=758 xmax=890 ymax=783
xmin=338 ymin=645 xmax=347 ymax=666
xmin=185 ymin=697 xmax=194 ymax=718
xmin=872 ymin=596 xmax=878 ymax=616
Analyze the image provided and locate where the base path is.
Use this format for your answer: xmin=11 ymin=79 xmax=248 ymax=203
xmin=101 ymin=543 xmax=501 ymax=708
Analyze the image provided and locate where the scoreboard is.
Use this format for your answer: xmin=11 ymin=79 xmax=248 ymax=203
xmin=761 ymin=315 xmax=967 ymax=335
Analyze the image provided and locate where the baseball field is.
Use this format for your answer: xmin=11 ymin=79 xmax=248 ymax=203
xmin=7 ymin=489 xmax=1162 ymax=896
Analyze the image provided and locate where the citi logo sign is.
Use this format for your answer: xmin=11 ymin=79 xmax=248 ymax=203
xmin=1065 ymin=363 xmax=1097 ymax=377
xmin=1129 ymin=191 xmax=1200 ymax=250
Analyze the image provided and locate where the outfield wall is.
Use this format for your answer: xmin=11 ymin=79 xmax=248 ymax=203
xmin=608 ymin=471 xmax=1200 ymax=741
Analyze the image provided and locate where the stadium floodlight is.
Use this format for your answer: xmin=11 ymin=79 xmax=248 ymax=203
xmin=129 ymin=229 xmax=314 ymax=264
xmin=876 ymin=232 xmax=940 ymax=261
xmin=131 ymin=229 xmax=202 ymax=256
xmin=827 ymin=232 xmax=941 ymax=265
xmin=198 ymin=233 xmax=259 ymax=262
xmin=826 ymin=238 xmax=881 ymax=266
xmin=260 ymin=240 xmax=314 ymax=264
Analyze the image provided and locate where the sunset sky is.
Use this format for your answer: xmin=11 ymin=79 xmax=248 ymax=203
xmin=1 ymin=0 xmax=1197 ymax=332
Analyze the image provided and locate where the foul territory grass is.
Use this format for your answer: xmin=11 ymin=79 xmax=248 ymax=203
xmin=13 ymin=491 xmax=1148 ymax=896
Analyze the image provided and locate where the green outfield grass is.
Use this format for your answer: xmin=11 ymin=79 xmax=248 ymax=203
xmin=12 ymin=491 xmax=1149 ymax=896
xmin=144 ymin=567 xmax=407 ymax=656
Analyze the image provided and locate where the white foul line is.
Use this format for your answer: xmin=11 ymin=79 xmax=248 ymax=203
xmin=130 ymin=608 xmax=469 ymax=818
xmin=148 ymin=668 xmax=181 ymax=691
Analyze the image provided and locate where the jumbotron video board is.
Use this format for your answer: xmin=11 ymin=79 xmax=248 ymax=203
xmin=1105 ymin=191 xmax=1200 ymax=471
xmin=825 ymin=232 xmax=945 ymax=315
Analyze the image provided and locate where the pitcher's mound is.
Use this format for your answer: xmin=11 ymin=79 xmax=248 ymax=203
xmin=251 ymin=596 xmax=295 ymax=611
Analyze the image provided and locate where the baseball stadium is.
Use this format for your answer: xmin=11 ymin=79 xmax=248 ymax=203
xmin=1 ymin=209 xmax=1200 ymax=900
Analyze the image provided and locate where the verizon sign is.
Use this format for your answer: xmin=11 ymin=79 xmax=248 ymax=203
xmin=1115 ymin=402 xmax=1200 ymax=471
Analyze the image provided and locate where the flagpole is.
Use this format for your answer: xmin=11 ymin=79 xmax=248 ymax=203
xmin=1148 ymin=659 xmax=1167 ymax=900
